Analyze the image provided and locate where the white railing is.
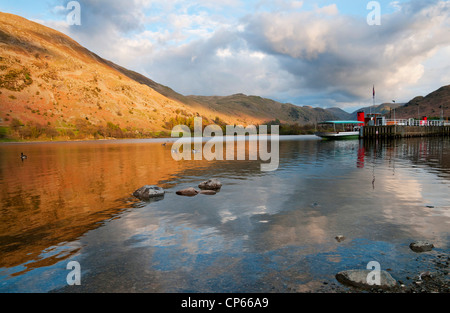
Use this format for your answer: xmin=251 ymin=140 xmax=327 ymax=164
xmin=384 ymin=119 xmax=448 ymax=126
xmin=408 ymin=120 xmax=445 ymax=126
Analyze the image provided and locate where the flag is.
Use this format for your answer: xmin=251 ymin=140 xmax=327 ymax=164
xmin=373 ymin=85 xmax=375 ymax=99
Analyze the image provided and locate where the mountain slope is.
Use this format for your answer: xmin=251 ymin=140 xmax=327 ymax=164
xmin=0 ymin=12 xmax=232 ymax=137
xmin=392 ymin=85 xmax=450 ymax=119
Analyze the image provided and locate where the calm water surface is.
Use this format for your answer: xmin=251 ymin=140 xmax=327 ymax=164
xmin=0 ymin=136 xmax=449 ymax=292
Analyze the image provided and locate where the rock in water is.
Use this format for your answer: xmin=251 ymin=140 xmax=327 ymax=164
xmin=133 ymin=185 xmax=165 ymax=201
xmin=198 ymin=179 xmax=222 ymax=190
xmin=335 ymin=269 xmax=397 ymax=290
xmin=199 ymin=190 xmax=216 ymax=195
xmin=410 ymin=241 xmax=434 ymax=253
xmin=335 ymin=235 xmax=346 ymax=243
xmin=176 ymin=187 xmax=199 ymax=197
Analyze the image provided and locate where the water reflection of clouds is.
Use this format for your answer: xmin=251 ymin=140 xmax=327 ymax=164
xmin=67 ymin=138 xmax=450 ymax=291
xmin=263 ymin=213 xmax=330 ymax=249
xmin=377 ymin=166 xmax=450 ymax=243
xmin=382 ymin=168 xmax=424 ymax=203
xmin=362 ymin=139 xmax=450 ymax=249
xmin=219 ymin=209 xmax=237 ymax=223
xmin=116 ymin=137 xmax=450 ymax=263
xmin=121 ymin=212 xmax=228 ymax=257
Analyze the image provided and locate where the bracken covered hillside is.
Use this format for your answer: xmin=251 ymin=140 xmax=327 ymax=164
xmin=0 ymin=12 xmax=233 ymax=139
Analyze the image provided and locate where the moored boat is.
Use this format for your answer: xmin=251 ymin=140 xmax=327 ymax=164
xmin=315 ymin=121 xmax=364 ymax=140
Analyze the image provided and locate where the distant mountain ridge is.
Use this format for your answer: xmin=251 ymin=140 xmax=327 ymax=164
xmin=325 ymin=107 xmax=353 ymax=120
xmin=350 ymin=102 xmax=404 ymax=119
xmin=186 ymin=93 xmax=344 ymax=124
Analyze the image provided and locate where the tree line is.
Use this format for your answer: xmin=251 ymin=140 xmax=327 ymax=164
xmin=1 ymin=118 xmax=170 ymax=141
xmin=0 ymin=116 xmax=318 ymax=142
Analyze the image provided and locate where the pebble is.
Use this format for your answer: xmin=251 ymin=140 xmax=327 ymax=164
xmin=176 ymin=187 xmax=199 ymax=197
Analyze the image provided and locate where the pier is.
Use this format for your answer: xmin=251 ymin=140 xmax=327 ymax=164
xmin=361 ymin=125 xmax=450 ymax=138
xmin=356 ymin=112 xmax=450 ymax=138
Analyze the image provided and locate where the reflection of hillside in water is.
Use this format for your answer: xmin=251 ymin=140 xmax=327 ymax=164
xmin=0 ymin=141 xmax=216 ymax=271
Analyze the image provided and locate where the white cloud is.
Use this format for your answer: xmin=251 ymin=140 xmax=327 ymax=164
xmin=50 ymin=5 xmax=67 ymax=15
xmin=245 ymin=11 xmax=333 ymax=59
xmin=255 ymin=0 xmax=304 ymax=12
xmin=389 ymin=1 xmax=402 ymax=12
xmin=314 ymin=3 xmax=338 ymax=15
xmin=249 ymin=51 xmax=266 ymax=60
xmin=216 ymin=48 xmax=233 ymax=58
xmin=242 ymin=1 xmax=450 ymax=104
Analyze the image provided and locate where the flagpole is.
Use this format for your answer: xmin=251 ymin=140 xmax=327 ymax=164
xmin=370 ymin=85 xmax=375 ymax=116
xmin=373 ymin=85 xmax=375 ymax=108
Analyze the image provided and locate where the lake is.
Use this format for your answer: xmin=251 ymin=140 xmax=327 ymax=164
xmin=1 ymin=136 xmax=449 ymax=292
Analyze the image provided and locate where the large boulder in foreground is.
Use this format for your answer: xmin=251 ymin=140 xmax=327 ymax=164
xmin=336 ymin=269 xmax=397 ymax=290
xmin=410 ymin=241 xmax=434 ymax=253
xmin=133 ymin=185 xmax=165 ymax=201
xmin=198 ymin=179 xmax=222 ymax=190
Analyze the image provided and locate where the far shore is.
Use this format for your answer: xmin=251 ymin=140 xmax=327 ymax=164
xmin=0 ymin=134 xmax=320 ymax=145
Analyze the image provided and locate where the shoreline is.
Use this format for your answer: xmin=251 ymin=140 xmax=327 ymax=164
xmin=318 ymin=251 xmax=450 ymax=294
xmin=50 ymin=246 xmax=449 ymax=294
xmin=0 ymin=134 xmax=321 ymax=145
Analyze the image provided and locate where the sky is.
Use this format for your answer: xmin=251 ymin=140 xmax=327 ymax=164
xmin=1 ymin=0 xmax=450 ymax=112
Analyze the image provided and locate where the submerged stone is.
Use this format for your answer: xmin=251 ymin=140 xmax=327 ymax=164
xmin=176 ymin=187 xmax=199 ymax=197
xmin=199 ymin=190 xmax=216 ymax=195
xmin=133 ymin=185 xmax=165 ymax=201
